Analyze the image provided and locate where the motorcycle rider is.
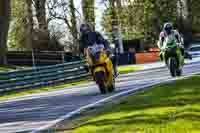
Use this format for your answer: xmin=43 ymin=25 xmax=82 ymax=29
xmin=79 ymin=23 xmax=118 ymax=77
xmin=157 ymin=22 xmax=184 ymax=66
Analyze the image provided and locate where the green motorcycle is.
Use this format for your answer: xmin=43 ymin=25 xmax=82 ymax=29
xmin=161 ymin=36 xmax=184 ymax=77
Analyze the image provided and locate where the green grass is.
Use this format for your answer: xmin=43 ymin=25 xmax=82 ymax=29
xmin=71 ymin=76 xmax=200 ymax=133
xmin=0 ymin=80 xmax=89 ymax=101
xmin=0 ymin=66 xmax=14 ymax=72
xmin=118 ymin=66 xmax=143 ymax=74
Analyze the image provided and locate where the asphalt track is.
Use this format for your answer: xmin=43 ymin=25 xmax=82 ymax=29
xmin=0 ymin=62 xmax=200 ymax=133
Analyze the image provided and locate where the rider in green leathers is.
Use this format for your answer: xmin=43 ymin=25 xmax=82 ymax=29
xmin=157 ymin=23 xmax=184 ymax=68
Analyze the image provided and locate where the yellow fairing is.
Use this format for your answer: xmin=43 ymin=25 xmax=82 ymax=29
xmin=88 ymin=51 xmax=113 ymax=87
xmin=106 ymin=58 xmax=114 ymax=87
xmin=99 ymin=53 xmax=113 ymax=86
xmin=94 ymin=66 xmax=106 ymax=74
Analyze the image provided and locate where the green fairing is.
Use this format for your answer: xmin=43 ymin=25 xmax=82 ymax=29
xmin=161 ymin=38 xmax=184 ymax=68
xmin=166 ymin=39 xmax=177 ymax=48
xmin=163 ymin=48 xmax=184 ymax=68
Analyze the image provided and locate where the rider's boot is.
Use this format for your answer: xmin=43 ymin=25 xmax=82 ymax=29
xmin=178 ymin=52 xmax=184 ymax=69
xmin=114 ymin=66 xmax=119 ymax=78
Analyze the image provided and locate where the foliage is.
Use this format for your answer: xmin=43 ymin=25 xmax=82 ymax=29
xmin=8 ymin=0 xmax=27 ymax=50
xmin=102 ymin=0 xmax=178 ymax=47
xmin=0 ymin=66 xmax=14 ymax=72
xmin=6 ymin=0 xmax=200 ymax=52
xmin=191 ymin=0 xmax=200 ymax=33
xmin=47 ymin=0 xmax=80 ymax=52
xmin=82 ymin=0 xmax=95 ymax=28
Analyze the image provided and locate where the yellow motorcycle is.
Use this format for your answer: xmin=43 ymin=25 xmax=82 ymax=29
xmin=86 ymin=44 xmax=115 ymax=94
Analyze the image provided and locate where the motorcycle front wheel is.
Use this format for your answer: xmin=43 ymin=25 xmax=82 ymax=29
xmin=95 ymin=71 xmax=107 ymax=94
xmin=169 ymin=58 xmax=177 ymax=77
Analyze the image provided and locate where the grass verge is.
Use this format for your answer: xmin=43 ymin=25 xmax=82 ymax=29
xmin=70 ymin=76 xmax=200 ymax=133
xmin=0 ymin=66 xmax=14 ymax=73
xmin=118 ymin=66 xmax=143 ymax=74
xmin=0 ymin=80 xmax=89 ymax=102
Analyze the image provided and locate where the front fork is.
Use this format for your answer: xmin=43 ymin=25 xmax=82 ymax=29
xmin=177 ymin=49 xmax=184 ymax=68
xmin=160 ymin=51 xmax=168 ymax=66
xmin=160 ymin=49 xmax=184 ymax=68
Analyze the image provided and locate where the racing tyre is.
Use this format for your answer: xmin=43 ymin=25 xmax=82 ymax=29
xmin=169 ymin=58 xmax=177 ymax=77
xmin=95 ymin=72 xmax=107 ymax=94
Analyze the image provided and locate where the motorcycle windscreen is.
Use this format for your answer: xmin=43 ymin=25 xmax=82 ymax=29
xmin=91 ymin=52 xmax=101 ymax=64
xmin=164 ymin=35 xmax=177 ymax=49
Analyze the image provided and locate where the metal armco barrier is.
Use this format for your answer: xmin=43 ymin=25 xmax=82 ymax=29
xmin=7 ymin=51 xmax=82 ymax=66
xmin=0 ymin=61 xmax=90 ymax=93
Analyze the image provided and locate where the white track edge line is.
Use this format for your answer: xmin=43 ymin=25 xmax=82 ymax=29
xmin=1 ymin=61 xmax=199 ymax=105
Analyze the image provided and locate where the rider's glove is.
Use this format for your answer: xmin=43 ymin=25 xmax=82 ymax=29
xmin=160 ymin=47 xmax=166 ymax=51
xmin=106 ymin=49 xmax=112 ymax=56
xmin=177 ymin=43 xmax=184 ymax=48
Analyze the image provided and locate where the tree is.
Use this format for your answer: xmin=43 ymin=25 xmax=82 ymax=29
xmin=191 ymin=0 xmax=200 ymax=33
xmin=32 ymin=0 xmax=51 ymax=50
xmin=8 ymin=0 xmax=32 ymax=50
xmin=48 ymin=0 xmax=80 ymax=53
xmin=100 ymin=0 xmax=124 ymax=53
xmin=110 ymin=0 xmax=124 ymax=53
xmin=82 ymin=0 xmax=95 ymax=29
xmin=177 ymin=0 xmax=193 ymax=47
xmin=33 ymin=0 xmax=48 ymax=30
xmin=69 ymin=0 xmax=79 ymax=53
xmin=102 ymin=0 xmax=179 ymax=48
xmin=25 ymin=0 xmax=34 ymax=49
xmin=0 ymin=0 xmax=11 ymax=64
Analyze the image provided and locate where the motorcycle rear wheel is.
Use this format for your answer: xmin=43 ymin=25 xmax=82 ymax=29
xmin=169 ymin=58 xmax=177 ymax=77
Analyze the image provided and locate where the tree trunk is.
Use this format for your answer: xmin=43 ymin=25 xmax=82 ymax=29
xmin=110 ymin=0 xmax=124 ymax=53
xmin=185 ymin=0 xmax=192 ymax=32
xmin=25 ymin=0 xmax=34 ymax=49
xmin=82 ymin=0 xmax=95 ymax=29
xmin=115 ymin=0 xmax=124 ymax=53
xmin=34 ymin=0 xmax=48 ymax=30
xmin=0 ymin=0 xmax=11 ymax=65
xmin=178 ymin=0 xmax=193 ymax=47
xmin=69 ymin=0 xmax=79 ymax=54
xmin=33 ymin=0 xmax=50 ymax=50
